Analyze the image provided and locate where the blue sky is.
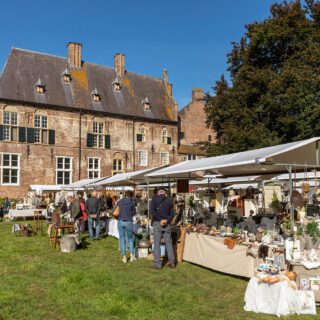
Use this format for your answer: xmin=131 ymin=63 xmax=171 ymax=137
xmin=0 ymin=0 xmax=278 ymax=108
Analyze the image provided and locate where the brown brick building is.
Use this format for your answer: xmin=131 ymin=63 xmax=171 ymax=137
xmin=178 ymin=88 xmax=215 ymax=160
xmin=0 ymin=43 xmax=178 ymax=197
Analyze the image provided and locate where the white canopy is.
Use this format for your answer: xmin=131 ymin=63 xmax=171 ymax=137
xmin=147 ymin=137 xmax=320 ymax=178
xmin=94 ymin=166 xmax=166 ymax=187
xmin=189 ymin=175 xmax=260 ymax=186
xmin=30 ymin=185 xmax=62 ymax=192
xmin=224 ymin=183 xmax=259 ymax=190
xmin=273 ymin=171 xmax=320 ymax=181
xmin=63 ymin=177 xmax=106 ymax=189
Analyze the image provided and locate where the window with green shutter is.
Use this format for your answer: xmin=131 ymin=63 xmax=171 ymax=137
xmin=105 ymin=135 xmax=111 ymax=149
xmin=18 ymin=127 xmax=26 ymax=143
xmin=87 ymin=133 xmax=94 ymax=148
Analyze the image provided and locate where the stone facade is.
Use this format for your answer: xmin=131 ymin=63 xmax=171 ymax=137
xmin=0 ymin=102 xmax=177 ymax=197
xmin=179 ymin=88 xmax=216 ymax=146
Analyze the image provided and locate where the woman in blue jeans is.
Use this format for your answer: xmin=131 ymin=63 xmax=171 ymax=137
xmin=116 ymin=191 xmax=136 ymax=263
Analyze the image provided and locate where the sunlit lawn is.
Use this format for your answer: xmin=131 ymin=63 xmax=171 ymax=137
xmin=0 ymin=221 xmax=318 ymax=320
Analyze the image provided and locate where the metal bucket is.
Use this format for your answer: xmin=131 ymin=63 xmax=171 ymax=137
xmin=60 ymin=234 xmax=77 ymax=253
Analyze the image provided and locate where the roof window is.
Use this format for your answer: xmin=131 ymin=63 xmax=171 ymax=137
xmin=91 ymin=88 xmax=101 ymax=102
xmin=62 ymin=68 xmax=72 ymax=83
xmin=112 ymin=77 xmax=121 ymax=91
xmin=142 ymin=97 xmax=151 ymax=110
xmin=34 ymin=78 xmax=46 ymax=94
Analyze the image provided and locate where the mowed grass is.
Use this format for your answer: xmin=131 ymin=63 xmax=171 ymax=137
xmin=0 ymin=222 xmax=318 ymax=320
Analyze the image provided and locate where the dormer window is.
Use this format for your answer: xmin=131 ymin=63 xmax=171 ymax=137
xmin=34 ymin=78 xmax=46 ymax=94
xmin=112 ymin=77 xmax=121 ymax=91
xmin=142 ymin=97 xmax=151 ymax=110
xmin=91 ymin=89 xmax=101 ymax=102
xmin=62 ymin=68 xmax=72 ymax=83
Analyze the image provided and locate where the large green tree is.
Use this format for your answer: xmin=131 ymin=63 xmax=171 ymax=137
xmin=203 ymin=0 xmax=320 ymax=156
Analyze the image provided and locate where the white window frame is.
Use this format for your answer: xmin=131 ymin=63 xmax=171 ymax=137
xmin=137 ymin=126 xmax=146 ymax=142
xmin=2 ymin=111 xmax=18 ymax=142
xmin=162 ymin=128 xmax=168 ymax=144
xmin=55 ymin=157 xmax=73 ymax=185
xmin=0 ymin=153 xmax=20 ymax=186
xmin=112 ymin=158 xmax=124 ymax=175
xmin=87 ymin=157 xmax=101 ymax=179
xmin=138 ymin=150 xmax=148 ymax=166
xmin=34 ymin=114 xmax=49 ymax=144
xmin=92 ymin=121 xmax=105 ymax=148
xmin=160 ymin=152 xmax=169 ymax=166
xmin=184 ymin=154 xmax=197 ymax=161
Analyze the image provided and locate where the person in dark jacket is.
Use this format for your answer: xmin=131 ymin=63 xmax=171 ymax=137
xmin=151 ymin=188 xmax=175 ymax=269
xmin=85 ymin=191 xmax=101 ymax=241
xmin=115 ymin=190 xmax=136 ymax=263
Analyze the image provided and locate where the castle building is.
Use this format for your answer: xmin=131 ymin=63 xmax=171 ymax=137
xmin=0 ymin=42 xmax=178 ymax=197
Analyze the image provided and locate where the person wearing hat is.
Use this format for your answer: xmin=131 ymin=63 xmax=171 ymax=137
xmin=151 ymin=187 xmax=175 ymax=269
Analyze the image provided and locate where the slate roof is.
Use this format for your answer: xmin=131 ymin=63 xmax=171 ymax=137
xmin=0 ymin=48 xmax=177 ymax=122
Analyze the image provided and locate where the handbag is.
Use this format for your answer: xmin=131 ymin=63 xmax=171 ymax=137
xmin=113 ymin=206 xmax=120 ymax=220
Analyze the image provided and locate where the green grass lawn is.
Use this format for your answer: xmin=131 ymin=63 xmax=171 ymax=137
xmin=0 ymin=222 xmax=318 ymax=320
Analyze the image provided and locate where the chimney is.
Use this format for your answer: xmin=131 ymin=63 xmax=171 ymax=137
xmin=192 ymin=88 xmax=204 ymax=102
xmin=163 ymin=68 xmax=172 ymax=97
xmin=67 ymin=42 xmax=82 ymax=69
xmin=114 ymin=53 xmax=125 ymax=77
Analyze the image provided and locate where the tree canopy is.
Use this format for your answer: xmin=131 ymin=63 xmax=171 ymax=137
xmin=203 ymin=0 xmax=320 ymax=156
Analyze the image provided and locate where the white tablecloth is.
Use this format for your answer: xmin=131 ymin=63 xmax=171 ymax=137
xmin=8 ymin=209 xmax=48 ymax=221
xmin=244 ymin=277 xmax=317 ymax=317
xmin=108 ymin=219 xmax=119 ymax=239
xmin=183 ymin=233 xmax=258 ymax=278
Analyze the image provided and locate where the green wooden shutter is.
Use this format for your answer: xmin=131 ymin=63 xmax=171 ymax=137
xmin=105 ymin=135 xmax=111 ymax=149
xmin=167 ymin=137 xmax=172 ymax=145
xmin=0 ymin=125 xmax=3 ymax=141
xmin=27 ymin=128 xmax=35 ymax=143
xmin=87 ymin=133 xmax=94 ymax=147
xmin=49 ymin=130 xmax=55 ymax=145
xmin=136 ymin=134 xmax=143 ymax=142
xmin=18 ymin=127 xmax=26 ymax=142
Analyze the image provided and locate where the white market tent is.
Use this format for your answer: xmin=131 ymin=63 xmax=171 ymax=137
xmin=147 ymin=137 xmax=320 ymax=178
xmin=224 ymin=183 xmax=259 ymax=190
xmin=62 ymin=177 xmax=106 ymax=190
xmin=272 ymin=171 xmax=320 ymax=181
xmin=30 ymin=185 xmax=63 ymax=193
xmin=189 ymin=175 xmax=261 ymax=186
xmin=93 ymin=166 xmax=167 ymax=187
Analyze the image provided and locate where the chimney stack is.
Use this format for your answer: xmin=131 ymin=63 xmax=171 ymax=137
xmin=67 ymin=42 xmax=82 ymax=69
xmin=114 ymin=53 xmax=126 ymax=77
xmin=163 ymin=68 xmax=172 ymax=97
xmin=192 ymin=88 xmax=204 ymax=101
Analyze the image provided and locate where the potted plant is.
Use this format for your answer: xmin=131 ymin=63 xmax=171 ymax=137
xmin=305 ymin=222 xmax=320 ymax=250
xmin=269 ymin=191 xmax=282 ymax=213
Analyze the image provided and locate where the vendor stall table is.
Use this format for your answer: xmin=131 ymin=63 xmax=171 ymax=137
xmin=244 ymin=277 xmax=316 ymax=316
xmin=287 ymin=261 xmax=320 ymax=303
xmin=183 ymin=233 xmax=259 ymax=278
xmin=108 ymin=219 xmax=119 ymax=239
xmin=9 ymin=209 xmax=47 ymax=221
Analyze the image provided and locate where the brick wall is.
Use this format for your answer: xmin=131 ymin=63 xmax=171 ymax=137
xmin=179 ymin=88 xmax=216 ymax=146
xmin=0 ymin=102 xmax=178 ymax=198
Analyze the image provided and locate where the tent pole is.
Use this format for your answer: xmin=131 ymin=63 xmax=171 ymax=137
xmin=288 ymin=164 xmax=294 ymax=233
xmin=208 ymin=178 xmax=211 ymax=209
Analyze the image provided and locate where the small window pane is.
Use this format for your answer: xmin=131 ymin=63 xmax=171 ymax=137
xmin=98 ymin=123 xmax=103 ymax=134
xmin=93 ymin=122 xmax=98 ymax=133
xmin=3 ymin=169 xmax=10 ymax=183
xmin=11 ymin=155 xmax=18 ymax=167
xmin=94 ymin=159 xmax=99 ymax=169
xmin=57 ymin=171 xmax=64 ymax=184
xmin=93 ymin=135 xmax=98 ymax=147
xmin=3 ymin=112 xmax=10 ymax=125
xmin=64 ymin=158 xmax=70 ymax=169
xmin=35 ymin=115 xmax=41 ymax=128
xmin=57 ymin=158 xmax=64 ymax=169
xmin=41 ymin=116 xmax=48 ymax=128
xmin=98 ymin=135 xmax=104 ymax=148
xmin=34 ymin=129 xmax=41 ymax=143
xmin=64 ymin=172 xmax=70 ymax=184
xmin=11 ymin=169 xmax=18 ymax=183
xmin=11 ymin=113 xmax=18 ymax=125
xmin=3 ymin=155 xmax=10 ymax=166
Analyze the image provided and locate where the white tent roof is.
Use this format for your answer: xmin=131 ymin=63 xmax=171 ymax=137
xmin=63 ymin=177 xmax=106 ymax=189
xmin=30 ymin=185 xmax=62 ymax=192
xmin=147 ymin=137 xmax=320 ymax=178
xmin=94 ymin=166 xmax=166 ymax=187
xmin=189 ymin=175 xmax=260 ymax=186
xmin=224 ymin=183 xmax=259 ymax=190
xmin=273 ymin=171 xmax=320 ymax=181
